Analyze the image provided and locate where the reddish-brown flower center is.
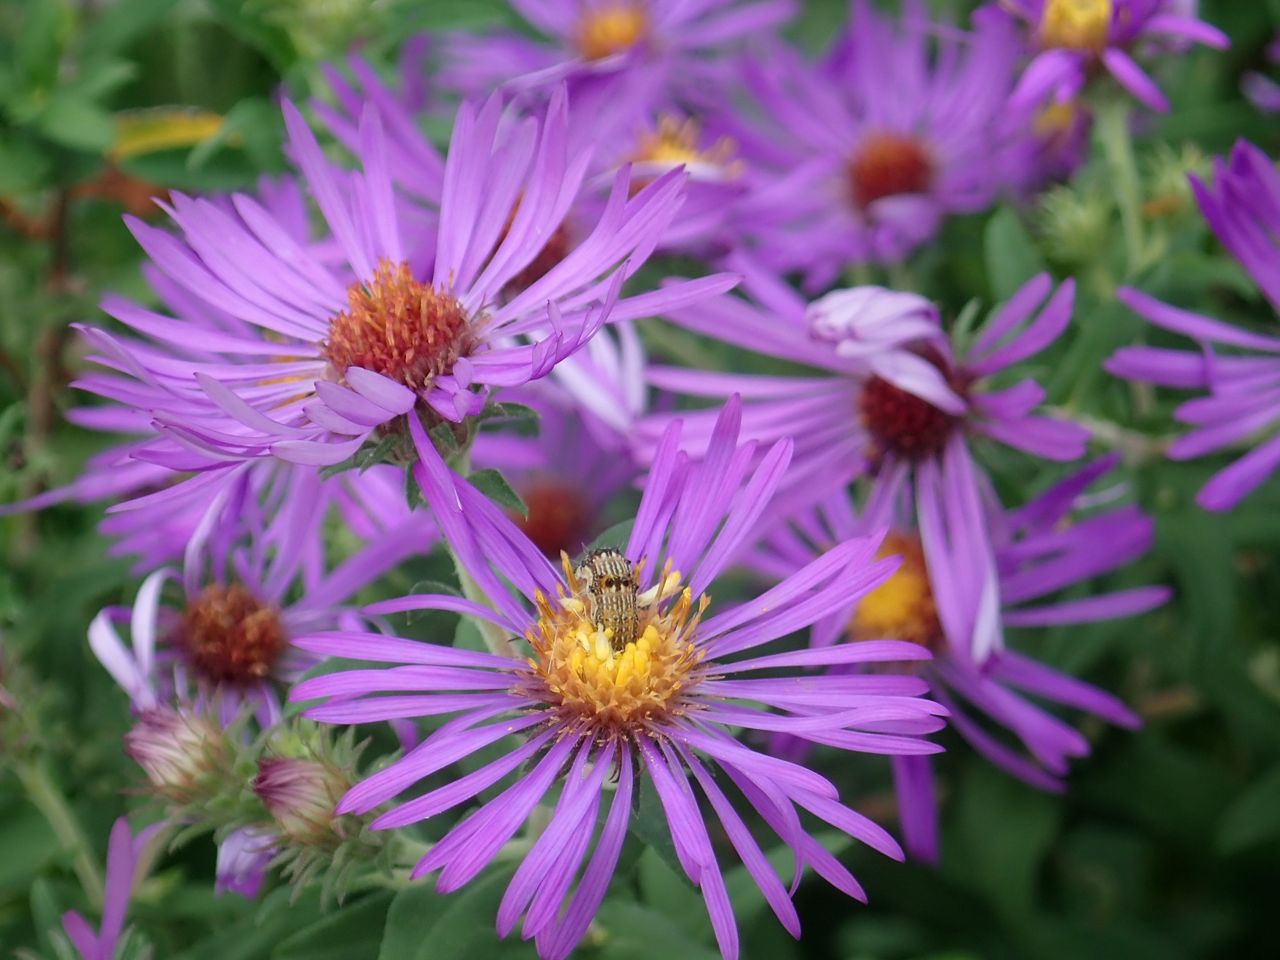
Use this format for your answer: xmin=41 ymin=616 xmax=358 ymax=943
xmin=858 ymin=350 xmax=965 ymax=461
xmin=322 ymin=259 xmax=471 ymax=391
xmin=516 ymin=480 xmax=597 ymax=558
xmin=847 ymin=133 xmax=935 ymax=210
xmin=178 ymin=584 xmax=286 ymax=685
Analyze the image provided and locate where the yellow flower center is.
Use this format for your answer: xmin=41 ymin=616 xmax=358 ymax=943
xmin=1040 ymin=0 xmax=1113 ymax=53
xmin=523 ymin=556 xmax=704 ymax=733
xmin=850 ymin=534 xmax=944 ymax=652
xmin=574 ymin=2 xmax=649 ymax=61
xmin=631 ymin=116 xmax=739 ymax=174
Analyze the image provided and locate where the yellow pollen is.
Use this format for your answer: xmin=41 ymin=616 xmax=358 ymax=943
xmin=850 ymin=533 xmax=943 ymax=652
xmin=523 ymin=556 xmax=706 ymax=732
xmin=574 ymin=2 xmax=649 ymax=61
xmin=631 ymin=116 xmax=740 ymax=177
xmin=1040 ymin=0 xmax=1113 ymax=53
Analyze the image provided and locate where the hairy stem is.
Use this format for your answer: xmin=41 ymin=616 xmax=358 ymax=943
xmin=1098 ymin=98 xmax=1145 ymax=276
xmin=17 ymin=761 xmax=105 ymax=909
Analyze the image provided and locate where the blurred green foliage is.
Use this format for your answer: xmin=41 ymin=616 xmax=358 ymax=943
xmin=1 ymin=0 xmax=1278 ymax=958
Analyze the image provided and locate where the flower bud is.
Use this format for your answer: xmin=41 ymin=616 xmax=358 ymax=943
xmin=253 ymin=756 xmax=348 ymax=847
xmin=124 ymin=706 xmax=229 ymax=805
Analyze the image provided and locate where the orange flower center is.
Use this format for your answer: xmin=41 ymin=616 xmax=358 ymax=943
xmin=178 ymin=584 xmax=286 ymax=685
xmin=574 ymin=2 xmax=649 ymax=61
xmin=322 ymin=259 xmax=472 ymax=391
xmin=1040 ymin=0 xmax=1113 ymax=53
xmin=850 ymin=533 xmax=943 ymax=653
xmin=848 ymin=133 xmax=935 ymax=209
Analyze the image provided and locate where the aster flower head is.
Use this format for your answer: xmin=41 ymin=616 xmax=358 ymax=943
xmin=648 ymin=257 xmax=1089 ymax=512
xmin=753 ymin=455 xmax=1168 ymax=862
xmin=438 ymin=0 xmax=797 ymax=100
xmin=725 ymin=1 xmax=1029 ymax=286
xmin=1106 ymin=140 xmax=1280 ymax=510
xmin=1001 ymin=0 xmax=1228 ymax=113
xmin=88 ymin=466 xmax=427 ymax=727
xmin=81 ymin=87 xmax=725 ymax=472
xmin=645 ymin=262 xmax=1089 ymax=684
xmin=62 ymin=818 xmax=164 ymax=960
xmin=289 ymin=399 xmax=947 ymax=960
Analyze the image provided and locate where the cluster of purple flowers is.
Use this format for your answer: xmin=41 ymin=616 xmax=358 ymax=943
xmin=12 ymin=1 xmax=1279 ymax=957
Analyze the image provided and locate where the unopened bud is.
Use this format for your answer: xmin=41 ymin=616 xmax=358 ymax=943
xmin=253 ymin=756 xmax=348 ymax=847
xmin=125 ymin=706 xmax=229 ymax=805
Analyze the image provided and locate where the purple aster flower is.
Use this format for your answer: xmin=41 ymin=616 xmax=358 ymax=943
xmin=78 ymin=88 xmax=729 ymax=471
xmin=471 ymin=323 xmax=649 ymax=557
xmin=437 ymin=0 xmax=796 ymax=100
xmin=62 ymin=817 xmax=164 ymax=960
xmin=1106 ymin=140 xmax=1280 ymax=510
xmin=289 ymin=399 xmax=947 ymax=960
xmin=1244 ymin=35 xmax=1280 ymax=113
xmin=1000 ymin=0 xmax=1228 ymax=113
xmin=645 ymin=257 xmax=1090 ymax=627
xmin=89 ymin=466 xmax=428 ymax=726
xmin=751 ymin=455 xmax=1168 ymax=862
xmin=321 ymin=56 xmax=746 ymax=261
xmin=722 ymin=1 xmax=1029 ymax=286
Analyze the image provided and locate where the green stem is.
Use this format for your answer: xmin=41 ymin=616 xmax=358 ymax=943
xmin=17 ymin=762 xmax=104 ymax=909
xmin=1098 ymin=98 xmax=1145 ymax=276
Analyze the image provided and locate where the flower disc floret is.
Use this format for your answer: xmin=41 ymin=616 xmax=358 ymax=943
xmin=574 ymin=2 xmax=650 ymax=60
xmin=178 ymin=583 xmax=286 ymax=686
xmin=323 ymin=259 xmax=473 ymax=392
xmin=850 ymin=534 xmax=943 ymax=652
xmin=859 ymin=374 xmax=958 ymax=460
xmin=848 ymin=133 xmax=935 ymax=209
xmin=523 ymin=558 xmax=705 ymax=732
xmin=1040 ymin=0 xmax=1114 ymax=53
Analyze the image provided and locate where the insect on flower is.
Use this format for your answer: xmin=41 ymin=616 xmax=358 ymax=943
xmin=573 ymin=547 xmax=642 ymax=651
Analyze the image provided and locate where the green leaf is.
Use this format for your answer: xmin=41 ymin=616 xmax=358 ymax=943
xmin=948 ymin=763 xmax=1060 ymax=922
xmin=378 ymin=867 xmax=526 ymax=960
xmin=377 ymin=884 xmax=452 ymax=960
xmin=29 ymin=876 xmax=66 ymax=955
xmin=188 ymin=97 xmax=283 ymax=173
xmin=985 ymin=206 xmax=1046 ymax=302
xmin=0 ymin=803 xmax=61 ymax=892
xmin=584 ymin=519 xmax=635 ymax=557
xmin=320 ymin=431 xmax=406 ymax=479
xmin=593 ymin=901 xmax=721 ymax=960
xmin=37 ymin=94 xmax=116 ymax=153
xmin=272 ymin=890 xmax=394 ymax=960
xmin=628 ymin=776 xmax=686 ymax=883
xmin=0 ymin=133 xmax=51 ymax=193
xmin=15 ymin=0 xmax=64 ymax=86
xmin=1217 ymin=764 xmax=1280 ymax=853
xmin=81 ymin=0 xmax=182 ymax=57
xmin=66 ymin=59 xmax=138 ymax=101
xmin=468 ymin=468 xmax=527 ymax=518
